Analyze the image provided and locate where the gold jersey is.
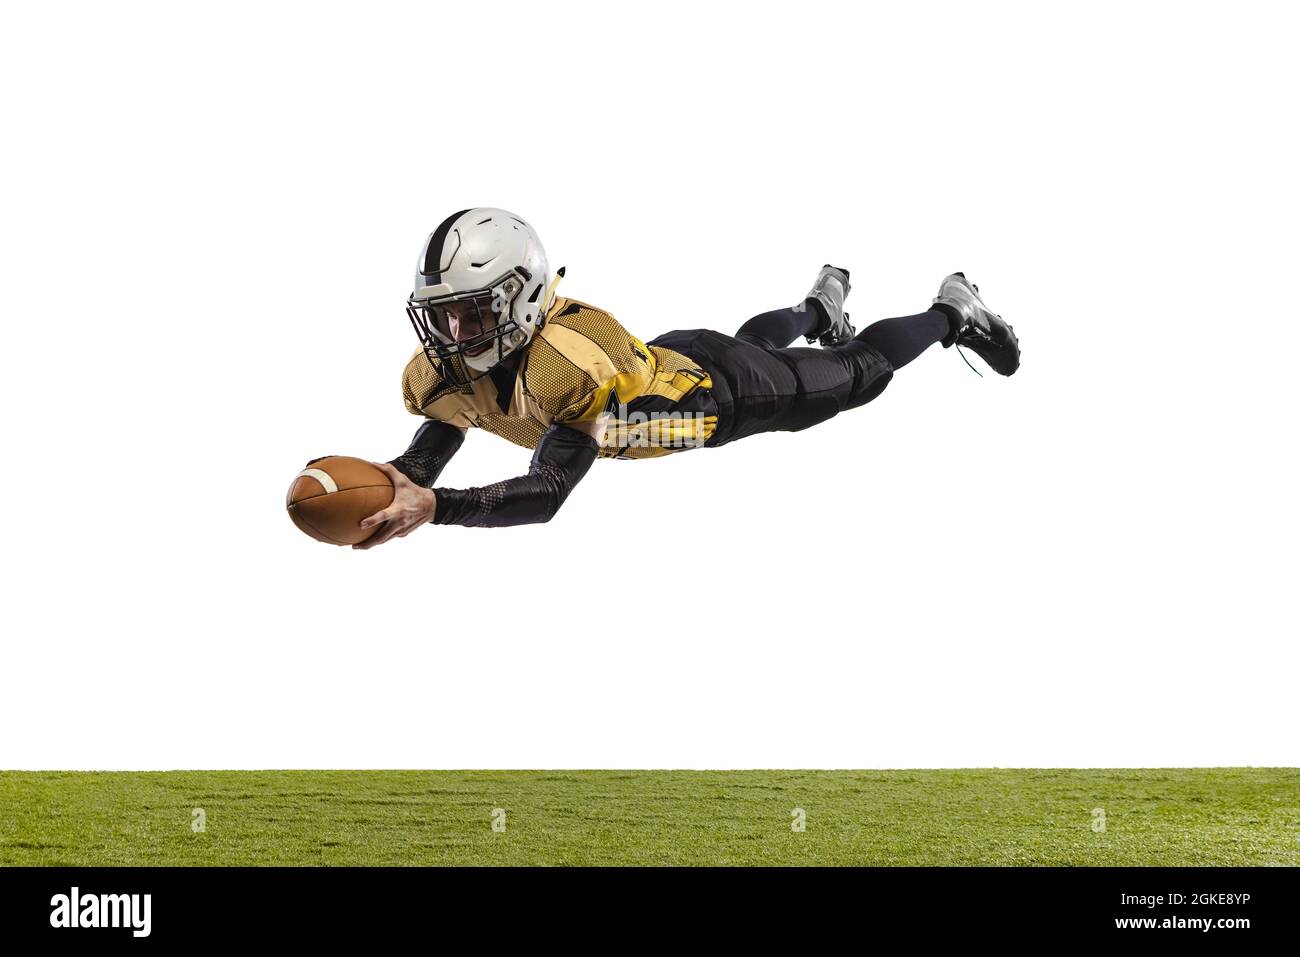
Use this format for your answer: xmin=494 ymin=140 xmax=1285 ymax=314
xmin=402 ymin=297 xmax=718 ymax=459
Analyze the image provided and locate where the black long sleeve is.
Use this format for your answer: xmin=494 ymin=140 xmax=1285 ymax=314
xmin=432 ymin=424 xmax=598 ymax=527
xmin=389 ymin=419 xmax=465 ymax=487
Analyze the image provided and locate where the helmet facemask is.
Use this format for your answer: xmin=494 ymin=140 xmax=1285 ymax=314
xmin=406 ymin=266 xmax=536 ymax=387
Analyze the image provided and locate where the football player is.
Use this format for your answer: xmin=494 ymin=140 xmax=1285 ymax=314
xmin=348 ymin=207 xmax=1019 ymax=547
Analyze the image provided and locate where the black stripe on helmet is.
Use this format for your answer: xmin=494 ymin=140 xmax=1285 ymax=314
xmin=420 ymin=208 xmax=471 ymax=284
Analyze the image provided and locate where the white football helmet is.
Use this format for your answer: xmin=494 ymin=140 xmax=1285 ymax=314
xmin=405 ymin=208 xmax=550 ymax=385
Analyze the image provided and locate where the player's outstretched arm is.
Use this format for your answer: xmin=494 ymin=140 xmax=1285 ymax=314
xmin=431 ymin=423 xmax=601 ymax=529
xmin=355 ymin=421 xmax=602 ymax=547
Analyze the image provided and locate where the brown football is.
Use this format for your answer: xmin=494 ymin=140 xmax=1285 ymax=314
xmin=286 ymin=456 xmax=394 ymax=545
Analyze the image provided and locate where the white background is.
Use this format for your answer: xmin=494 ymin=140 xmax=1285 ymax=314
xmin=2 ymin=1 xmax=1296 ymax=769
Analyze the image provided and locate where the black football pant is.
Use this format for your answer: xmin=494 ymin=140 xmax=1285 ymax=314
xmin=651 ymin=301 xmax=951 ymax=447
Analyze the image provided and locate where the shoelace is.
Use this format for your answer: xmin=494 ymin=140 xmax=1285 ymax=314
xmin=956 ymin=343 xmax=983 ymax=377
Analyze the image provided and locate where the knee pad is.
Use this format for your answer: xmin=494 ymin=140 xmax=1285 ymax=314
xmin=836 ymin=341 xmax=894 ymax=411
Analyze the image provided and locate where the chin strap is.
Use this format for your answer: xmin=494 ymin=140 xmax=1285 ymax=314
xmin=541 ymin=265 xmax=566 ymax=313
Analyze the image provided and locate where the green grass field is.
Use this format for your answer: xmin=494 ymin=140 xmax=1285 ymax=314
xmin=2 ymin=769 xmax=1296 ymax=866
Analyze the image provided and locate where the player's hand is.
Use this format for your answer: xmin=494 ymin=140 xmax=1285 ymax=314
xmin=353 ymin=462 xmax=437 ymax=549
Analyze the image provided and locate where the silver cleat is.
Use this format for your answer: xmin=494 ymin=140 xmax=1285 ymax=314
xmin=804 ymin=264 xmax=855 ymax=346
xmin=933 ymin=272 xmax=1020 ymax=376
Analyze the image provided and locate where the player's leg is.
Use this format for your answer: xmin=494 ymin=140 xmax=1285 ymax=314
xmin=734 ymin=305 xmax=819 ymax=350
xmin=735 ymin=296 xmax=950 ymax=370
xmin=744 ymin=273 xmax=1019 ymax=433
xmin=854 ymin=310 xmax=951 ymax=370
xmin=684 ymin=270 xmax=1018 ymax=446
xmin=694 ymin=302 xmax=932 ymax=444
xmin=734 ymin=266 xmax=854 ymax=349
